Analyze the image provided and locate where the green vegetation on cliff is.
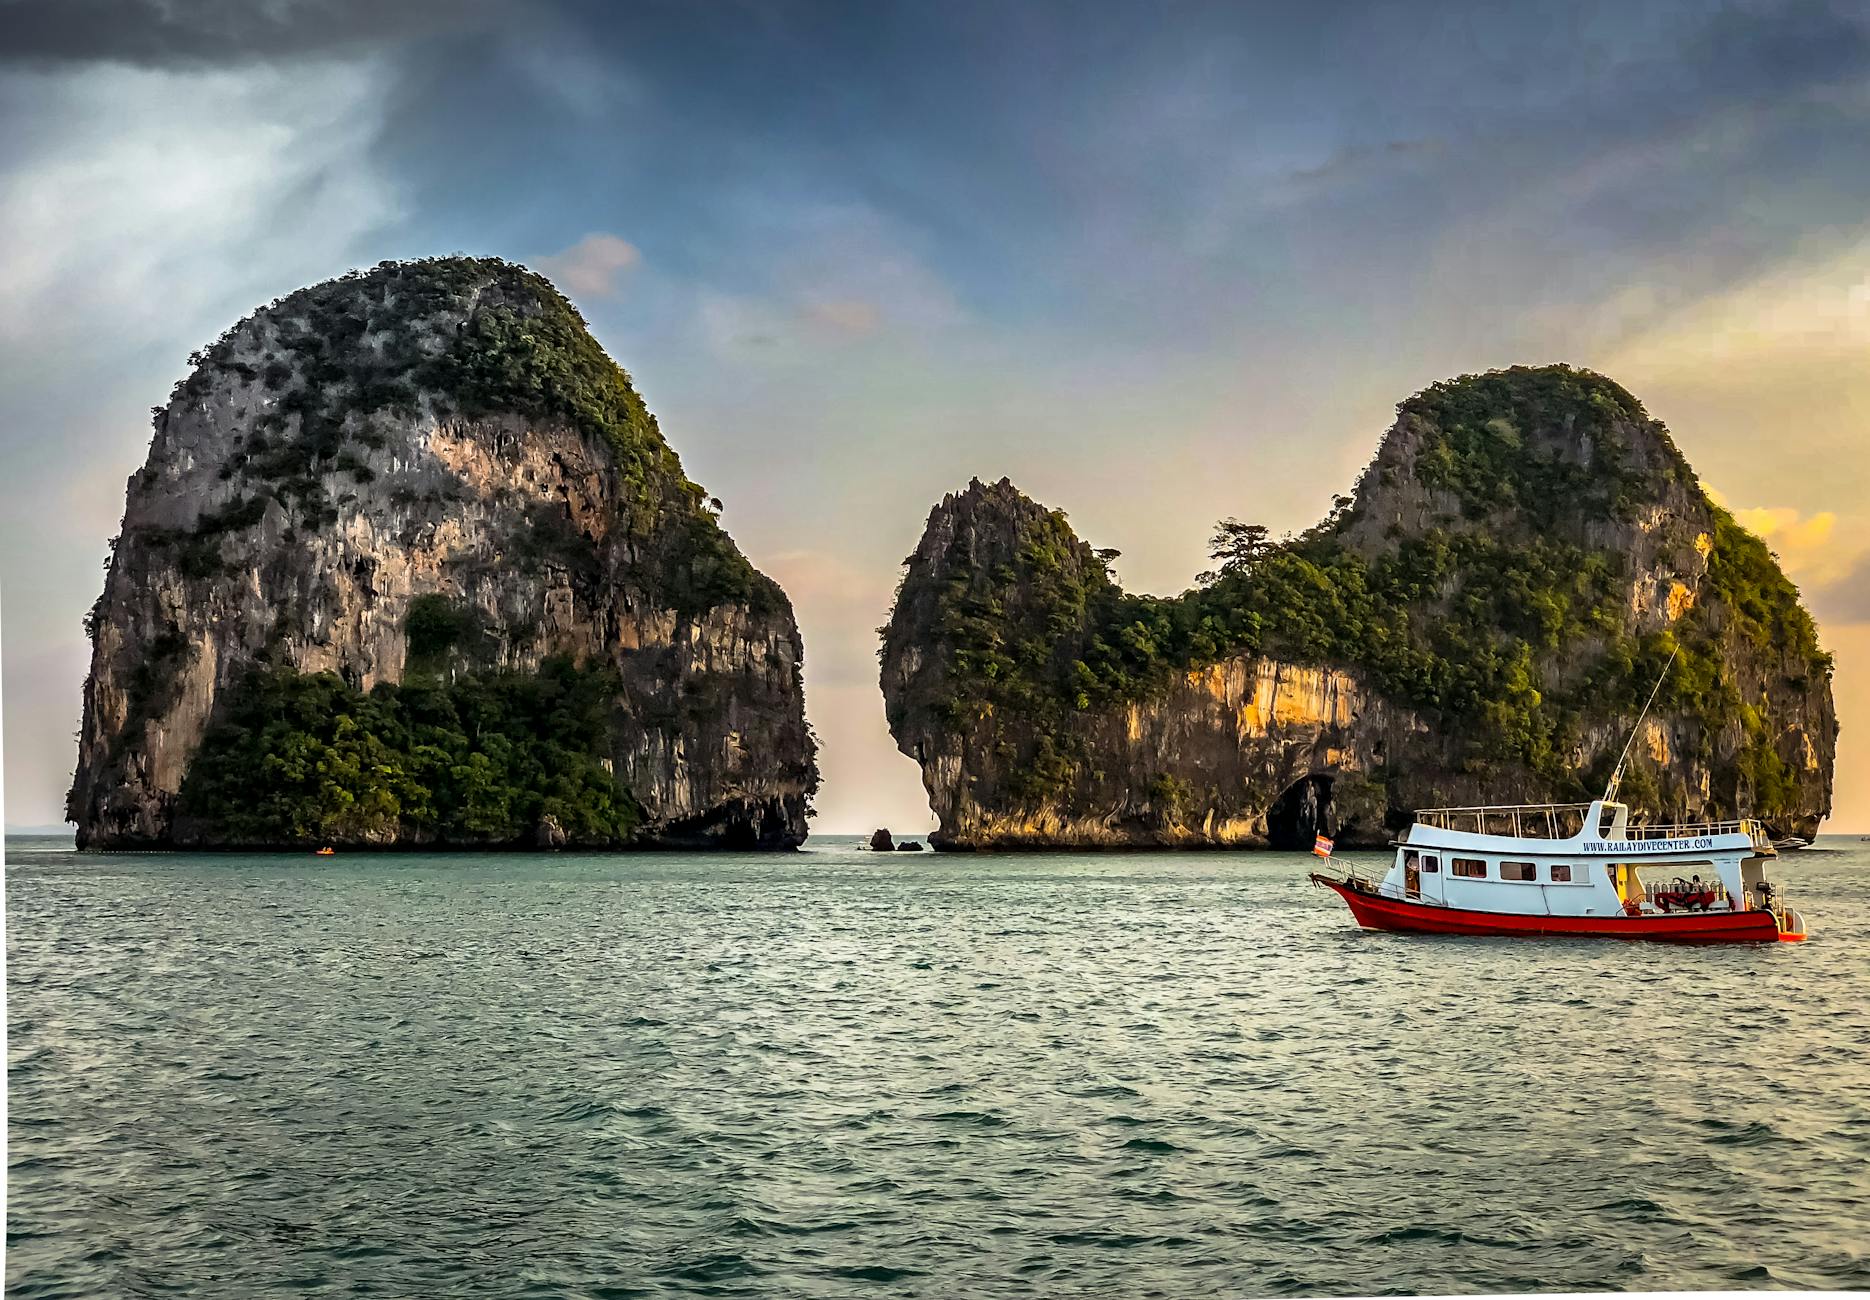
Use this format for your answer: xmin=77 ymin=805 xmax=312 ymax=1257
xmin=910 ymin=366 xmax=1830 ymax=816
xmin=1397 ymin=365 xmax=1684 ymax=522
xmin=177 ymin=658 xmax=641 ymax=846
xmin=175 ymin=256 xmax=775 ymax=615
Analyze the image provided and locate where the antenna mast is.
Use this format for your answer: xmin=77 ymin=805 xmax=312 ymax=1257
xmin=1603 ymin=644 xmax=1680 ymax=805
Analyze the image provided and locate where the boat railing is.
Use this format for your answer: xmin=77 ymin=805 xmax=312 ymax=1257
xmin=1322 ymin=866 xmax=1448 ymax=908
xmin=1411 ymin=805 xmax=1773 ymax=850
xmin=1623 ymin=819 xmax=1774 ymax=851
xmin=1644 ymin=877 xmax=1730 ymax=911
xmin=1411 ymin=803 xmax=1594 ymax=839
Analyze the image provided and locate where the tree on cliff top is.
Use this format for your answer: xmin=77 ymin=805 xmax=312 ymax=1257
xmin=1197 ymin=519 xmax=1274 ymax=585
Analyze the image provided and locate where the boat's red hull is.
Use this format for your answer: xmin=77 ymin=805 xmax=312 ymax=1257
xmin=1311 ymin=875 xmax=1800 ymax=943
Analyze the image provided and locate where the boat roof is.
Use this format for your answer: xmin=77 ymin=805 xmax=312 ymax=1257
xmin=1405 ymin=800 xmax=1774 ymax=856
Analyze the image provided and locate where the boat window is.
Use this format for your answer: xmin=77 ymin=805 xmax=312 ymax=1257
xmin=1550 ymin=864 xmax=1572 ymax=883
xmin=1500 ymin=861 xmax=1537 ymax=882
xmin=1451 ymin=857 xmax=1486 ymax=878
xmin=1420 ymin=856 xmax=1439 ymax=873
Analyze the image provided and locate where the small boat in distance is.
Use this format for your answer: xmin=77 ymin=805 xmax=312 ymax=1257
xmin=1310 ymin=799 xmax=1806 ymax=942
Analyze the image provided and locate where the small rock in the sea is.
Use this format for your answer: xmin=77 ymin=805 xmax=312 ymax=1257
xmin=534 ymin=814 xmax=568 ymax=849
xmin=896 ymin=841 xmax=924 ymax=852
xmin=869 ymin=828 xmax=895 ymax=851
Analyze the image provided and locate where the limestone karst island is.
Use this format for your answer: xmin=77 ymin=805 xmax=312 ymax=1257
xmin=69 ymin=257 xmax=817 ymax=850
xmin=68 ymin=263 xmax=1834 ymax=857
xmin=881 ymin=367 xmax=1836 ymax=851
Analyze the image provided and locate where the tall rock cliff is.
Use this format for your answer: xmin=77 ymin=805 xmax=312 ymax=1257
xmin=882 ymin=366 xmax=1834 ymax=849
xmin=71 ymin=257 xmax=817 ymax=849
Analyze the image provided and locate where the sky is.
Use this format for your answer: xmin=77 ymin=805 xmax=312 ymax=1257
xmin=3 ymin=0 xmax=1869 ymax=833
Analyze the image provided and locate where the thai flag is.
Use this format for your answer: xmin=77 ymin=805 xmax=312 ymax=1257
xmin=1313 ymin=834 xmax=1334 ymax=858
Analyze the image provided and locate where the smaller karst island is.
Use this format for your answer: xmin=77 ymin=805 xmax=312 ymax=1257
xmin=881 ymin=367 xmax=1835 ymax=851
xmin=70 ymin=258 xmax=1834 ymax=854
xmin=71 ymin=257 xmax=816 ymax=850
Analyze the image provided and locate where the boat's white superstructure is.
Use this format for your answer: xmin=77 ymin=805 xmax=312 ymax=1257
xmin=1313 ymin=799 xmax=1806 ymax=942
xmin=1390 ymin=799 xmax=1783 ymax=916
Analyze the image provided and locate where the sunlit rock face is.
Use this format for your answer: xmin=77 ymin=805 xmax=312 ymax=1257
xmin=881 ymin=367 xmax=1834 ymax=850
xmin=71 ymin=257 xmax=817 ymax=850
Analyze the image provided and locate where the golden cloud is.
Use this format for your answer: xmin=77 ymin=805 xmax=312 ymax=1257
xmin=534 ymin=232 xmax=640 ymax=299
xmin=1607 ymin=240 xmax=1870 ymax=378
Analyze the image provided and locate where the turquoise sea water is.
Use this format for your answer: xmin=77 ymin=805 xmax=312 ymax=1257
xmin=7 ymin=832 xmax=1870 ymax=1297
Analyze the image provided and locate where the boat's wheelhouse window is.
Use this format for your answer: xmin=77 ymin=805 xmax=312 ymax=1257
xmin=1420 ymin=856 xmax=1439 ymax=873
xmin=1550 ymin=864 xmax=1573 ymax=883
xmin=1451 ymin=857 xmax=1486 ymax=878
xmin=1500 ymin=861 xmax=1536 ymax=882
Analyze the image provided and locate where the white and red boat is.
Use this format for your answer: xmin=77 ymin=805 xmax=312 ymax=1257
xmin=1311 ymin=798 xmax=1807 ymax=943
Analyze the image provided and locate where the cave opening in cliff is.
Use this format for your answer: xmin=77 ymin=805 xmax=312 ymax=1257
xmin=1267 ymin=774 xmax=1333 ymax=850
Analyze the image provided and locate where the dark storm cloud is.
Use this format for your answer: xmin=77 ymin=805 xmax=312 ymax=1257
xmin=582 ymin=2 xmax=1870 ymax=316
xmin=0 ymin=0 xmax=506 ymax=66
xmin=1688 ymin=0 xmax=1870 ymax=99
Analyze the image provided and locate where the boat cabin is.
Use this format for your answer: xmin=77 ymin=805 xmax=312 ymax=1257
xmin=1371 ymin=800 xmax=1784 ymax=921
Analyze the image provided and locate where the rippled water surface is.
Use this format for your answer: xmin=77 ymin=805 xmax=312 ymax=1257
xmin=8 ymin=833 xmax=1870 ymax=1297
